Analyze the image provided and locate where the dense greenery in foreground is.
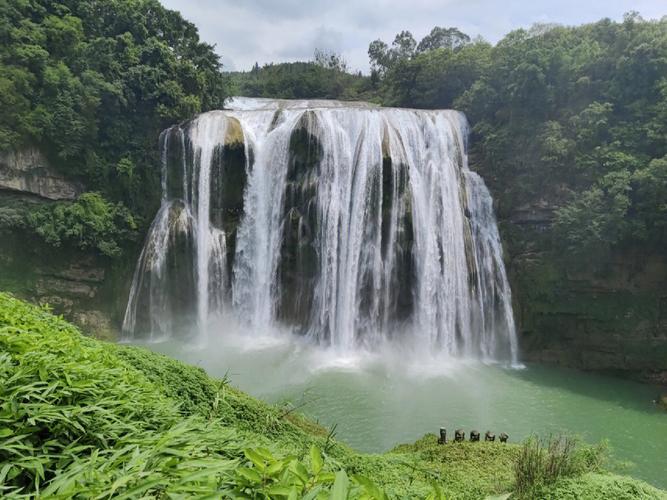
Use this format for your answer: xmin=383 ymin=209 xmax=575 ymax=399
xmin=1 ymin=292 xmax=664 ymax=499
xmin=0 ymin=0 xmax=227 ymax=256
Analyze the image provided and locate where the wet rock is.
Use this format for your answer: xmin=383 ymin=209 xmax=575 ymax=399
xmin=224 ymin=117 xmax=245 ymax=148
xmin=509 ymin=201 xmax=558 ymax=226
xmin=38 ymin=295 xmax=74 ymax=313
xmin=35 ymin=277 xmax=97 ymax=298
xmin=71 ymin=310 xmax=115 ymax=340
xmin=36 ymin=262 xmax=105 ymax=283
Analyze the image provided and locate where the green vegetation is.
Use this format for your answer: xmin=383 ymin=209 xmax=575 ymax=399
xmin=229 ymin=51 xmax=377 ymax=102
xmin=1 ymin=292 xmax=664 ymax=498
xmin=367 ymin=15 xmax=667 ymax=260
xmin=25 ymin=192 xmax=138 ymax=257
xmin=0 ymin=0 xmax=228 ymax=256
xmin=513 ymin=435 xmax=607 ymax=497
xmin=230 ymin=15 xmax=667 ymax=263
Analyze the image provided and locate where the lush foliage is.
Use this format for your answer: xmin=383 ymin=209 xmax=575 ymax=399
xmin=369 ymin=15 xmax=667 ymax=258
xmin=368 ymin=27 xmax=490 ymax=109
xmin=0 ymin=292 xmax=388 ymax=497
xmin=536 ymin=472 xmax=667 ymax=499
xmin=24 ymin=192 xmax=138 ymax=257
xmin=0 ymin=0 xmax=227 ymax=220
xmin=230 ymin=52 xmax=377 ymax=102
xmin=513 ymin=435 xmax=607 ymax=498
xmin=1 ymin=292 xmax=663 ymax=498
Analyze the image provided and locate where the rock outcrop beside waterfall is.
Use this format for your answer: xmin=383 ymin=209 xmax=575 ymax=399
xmin=0 ymin=147 xmax=132 ymax=338
xmin=488 ymin=189 xmax=667 ymax=382
xmin=0 ymin=148 xmax=81 ymax=200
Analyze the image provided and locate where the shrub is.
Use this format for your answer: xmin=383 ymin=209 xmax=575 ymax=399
xmin=0 ymin=292 xmax=391 ymax=497
xmin=26 ymin=192 xmax=138 ymax=257
xmin=514 ymin=435 xmax=607 ymax=498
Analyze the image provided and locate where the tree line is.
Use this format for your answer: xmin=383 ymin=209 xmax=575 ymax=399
xmin=2 ymin=2 xmax=665 ymax=260
xmin=237 ymin=13 xmax=667 ymax=258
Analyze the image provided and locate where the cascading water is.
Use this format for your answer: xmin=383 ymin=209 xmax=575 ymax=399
xmin=123 ymin=97 xmax=519 ymax=363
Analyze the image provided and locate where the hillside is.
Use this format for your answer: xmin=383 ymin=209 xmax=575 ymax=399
xmin=1 ymin=292 xmax=664 ymax=498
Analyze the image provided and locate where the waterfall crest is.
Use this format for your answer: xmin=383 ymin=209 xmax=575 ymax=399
xmin=123 ymin=97 xmax=519 ymax=363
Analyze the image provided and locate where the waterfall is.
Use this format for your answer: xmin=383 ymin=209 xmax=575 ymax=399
xmin=123 ymin=97 xmax=519 ymax=363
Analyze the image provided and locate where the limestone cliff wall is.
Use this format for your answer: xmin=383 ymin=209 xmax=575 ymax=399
xmin=499 ymin=200 xmax=667 ymax=383
xmin=0 ymin=148 xmax=82 ymax=200
xmin=0 ymin=148 xmax=135 ymax=338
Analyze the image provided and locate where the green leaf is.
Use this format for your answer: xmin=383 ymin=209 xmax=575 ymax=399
xmin=237 ymin=467 xmax=262 ymax=484
xmin=291 ymin=461 xmax=309 ymax=484
xmin=303 ymin=484 xmax=327 ymax=500
xmin=310 ymin=445 xmax=323 ymax=475
xmin=267 ymin=460 xmax=285 ymax=476
xmin=244 ymin=448 xmax=267 ymax=471
xmin=266 ymin=485 xmax=294 ymax=496
xmin=330 ymin=470 xmax=349 ymax=500
xmin=318 ymin=472 xmax=336 ymax=483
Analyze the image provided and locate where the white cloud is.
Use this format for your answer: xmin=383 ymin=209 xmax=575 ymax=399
xmin=160 ymin=0 xmax=666 ymax=72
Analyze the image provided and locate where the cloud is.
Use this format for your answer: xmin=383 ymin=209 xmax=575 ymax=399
xmin=160 ymin=0 xmax=666 ymax=72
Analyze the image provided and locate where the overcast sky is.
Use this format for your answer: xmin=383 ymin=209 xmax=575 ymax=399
xmin=161 ymin=0 xmax=666 ymax=72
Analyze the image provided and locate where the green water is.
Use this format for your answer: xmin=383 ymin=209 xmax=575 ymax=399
xmin=137 ymin=330 xmax=667 ymax=488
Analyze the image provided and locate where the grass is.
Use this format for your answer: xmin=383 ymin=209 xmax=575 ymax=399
xmin=513 ymin=435 xmax=607 ymax=498
xmin=0 ymin=292 xmax=665 ymax=498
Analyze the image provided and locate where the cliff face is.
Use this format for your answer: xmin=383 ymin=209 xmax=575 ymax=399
xmin=0 ymin=148 xmax=82 ymax=200
xmin=0 ymin=148 xmax=134 ymax=338
xmin=499 ymin=200 xmax=667 ymax=383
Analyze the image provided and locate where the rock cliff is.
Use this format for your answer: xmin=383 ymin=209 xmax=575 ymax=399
xmin=0 ymin=148 xmax=82 ymax=200
xmin=499 ymin=199 xmax=667 ymax=383
xmin=0 ymin=148 xmax=132 ymax=338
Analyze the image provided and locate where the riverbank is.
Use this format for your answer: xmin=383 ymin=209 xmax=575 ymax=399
xmin=0 ymin=292 xmax=664 ymax=498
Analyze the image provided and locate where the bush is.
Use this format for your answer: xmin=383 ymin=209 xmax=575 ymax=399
xmin=0 ymin=292 xmax=390 ymax=498
xmin=514 ymin=435 xmax=607 ymax=498
xmin=26 ymin=192 xmax=138 ymax=257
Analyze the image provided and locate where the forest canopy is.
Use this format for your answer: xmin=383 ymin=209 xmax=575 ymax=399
xmin=2 ymin=3 xmax=665 ymax=260
xmin=0 ymin=0 xmax=227 ymax=255
xmin=365 ymin=15 xmax=667 ymax=257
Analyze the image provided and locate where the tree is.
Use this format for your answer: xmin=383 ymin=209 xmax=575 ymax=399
xmin=314 ymin=48 xmax=348 ymax=73
xmin=416 ymin=26 xmax=471 ymax=52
